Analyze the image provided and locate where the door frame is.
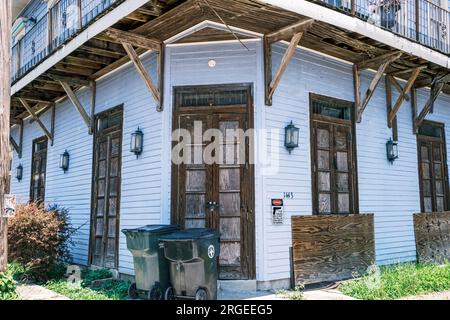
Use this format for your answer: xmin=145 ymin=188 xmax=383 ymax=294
xmin=170 ymin=83 xmax=256 ymax=280
xmin=416 ymin=120 xmax=450 ymax=212
xmin=309 ymin=92 xmax=359 ymax=215
xmin=29 ymin=136 xmax=48 ymax=203
xmin=88 ymin=105 xmax=124 ymax=269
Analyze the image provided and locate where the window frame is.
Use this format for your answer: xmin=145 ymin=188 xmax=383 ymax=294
xmin=29 ymin=136 xmax=48 ymax=203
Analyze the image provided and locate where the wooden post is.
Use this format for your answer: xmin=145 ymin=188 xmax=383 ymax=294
xmin=415 ymin=0 xmax=420 ymax=41
xmin=351 ymin=0 xmax=356 ymax=16
xmin=0 ymin=0 xmax=12 ymax=273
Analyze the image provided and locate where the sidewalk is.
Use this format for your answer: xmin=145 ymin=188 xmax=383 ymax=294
xmin=16 ymin=284 xmax=70 ymax=300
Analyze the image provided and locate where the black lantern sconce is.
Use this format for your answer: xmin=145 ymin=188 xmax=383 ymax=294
xmin=16 ymin=164 xmax=23 ymax=182
xmin=285 ymin=121 xmax=299 ymax=154
xmin=386 ymin=138 xmax=398 ymax=163
xmin=60 ymin=150 xmax=70 ymax=173
xmin=130 ymin=127 xmax=144 ymax=158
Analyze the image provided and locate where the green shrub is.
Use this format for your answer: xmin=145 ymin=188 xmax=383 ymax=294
xmin=8 ymin=203 xmax=74 ymax=282
xmin=0 ymin=269 xmax=18 ymax=300
xmin=340 ymin=262 xmax=450 ymax=300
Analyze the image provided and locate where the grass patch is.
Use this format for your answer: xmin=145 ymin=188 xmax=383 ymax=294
xmin=0 ymin=265 xmax=19 ymax=300
xmin=44 ymin=268 xmax=129 ymax=300
xmin=340 ymin=262 xmax=450 ymax=300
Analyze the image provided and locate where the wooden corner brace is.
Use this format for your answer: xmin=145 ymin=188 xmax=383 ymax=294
xmin=415 ymin=72 xmax=450 ymax=129
xmin=18 ymin=98 xmax=53 ymax=144
xmin=387 ymin=67 xmax=423 ymax=127
xmin=10 ymin=119 xmax=23 ymax=159
xmin=121 ymin=42 xmax=163 ymax=111
xmin=105 ymin=27 xmax=164 ymax=112
xmin=59 ymin=81 xmax=93 ymax=132
xmin=264 ymin=19 xmax=314 ymax=106
xmin=354 ymin=51 xmax=402 ymax=122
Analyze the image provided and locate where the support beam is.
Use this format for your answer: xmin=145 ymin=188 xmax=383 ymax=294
xmin=388 ymin=67 xmax=422 ymax=126
xmin=30 ymin=102 xmax=53 ymax=124
xmin=47 ymin=73 xmax=90 ymax=87
xmin=158 ymin=44 xmax=165 ymax=112
xmin=122 ymin=42 xmax=161 ymax=110
xmin=356 ymin=52 xmax=402 ymax=122
xmin=267 ymin=18 xmax=314 ymax=43
xmin=385 ymin=76 xmax=398 ymax=140
xmin=353 ymin=64 xmax=360 ymax=121
xmin=411 ymin=88 xmax=418 ymax=134
xmin=50 ymin=103 xmax=56 ymax=146
xmin=388 ymin=75 xmax=410 ymax=101
xmin=416 ymin=78 xmax=446 ymax=127
xmin=59 ymin=81 xmax=92 ymax=129
xmin=18 ymin=98 xmax=53 ymax=142
xmin=104 ymin=28 xmax=161 ymax=51
xmin=9 ymin=137 xmax=20 ymax=157
xmin=356 ymin=50 xmax=402 ymax=70
xmin=266 ymin=32 xmax=304 ymax=106
xmin=89 ymin=81 xmax=96 ymax=135
xmin=263 ymin=35 xmax=272 ymax=106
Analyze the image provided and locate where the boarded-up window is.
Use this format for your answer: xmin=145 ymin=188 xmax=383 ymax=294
xmin=310 ymin=94 xmax=358 ymax=214
xmin=30 ymin=137 xmax=48 ymax=202
xmin=417 ymin=121 xmax=449 ymax=213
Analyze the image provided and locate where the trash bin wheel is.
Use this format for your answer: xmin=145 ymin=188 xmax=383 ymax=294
xmin=195 ymin=288 xmax=208 ymax=300
xmin=149 ymin=285 xmax=163 ymax=300
xmin=128 ymin=283 xmax=139 ymax=299
xmin=164 ymin=286 xmax=175 ymax=300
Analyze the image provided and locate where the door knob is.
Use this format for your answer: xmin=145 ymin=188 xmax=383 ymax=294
xmin=206 ymin=201 xmax=219 ymax=212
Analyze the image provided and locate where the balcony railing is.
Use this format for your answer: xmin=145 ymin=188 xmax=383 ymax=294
xmin=11 ymin=0 xmax=123 ymax=83
xmin=311 ymin=0 xmax=450 ymax=55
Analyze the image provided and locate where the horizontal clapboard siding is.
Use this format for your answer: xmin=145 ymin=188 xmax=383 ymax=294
xmin=10 ymin=52 xmax=162 ymax=275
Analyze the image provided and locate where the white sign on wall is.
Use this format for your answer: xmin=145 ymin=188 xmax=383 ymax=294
xmin=2 ymin=195 xmax=16 ymax=218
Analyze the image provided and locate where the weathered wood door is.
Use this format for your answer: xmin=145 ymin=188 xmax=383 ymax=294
xmin=417 ymin=121 xmax=449 ymax=212
xmin=310 ymin=94 xmax=358 ymax=214
xmin=90 ymin=107 xmax=123 ymax=269
xmin=30 ymin=137 xmax=48 ymax=202
xmin=172 ymin=85 xmax=255 ymax=280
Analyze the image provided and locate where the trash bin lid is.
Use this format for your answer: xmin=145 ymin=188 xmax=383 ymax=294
xmin=159 ymin=228 xmax=220 ymax=242
xmin=122 ymin=224 xmax=180 ymax=235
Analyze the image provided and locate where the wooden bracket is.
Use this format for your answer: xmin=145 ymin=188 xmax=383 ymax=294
xmin=18 ymin=98 xmax=53 ymax=143
xmin=104 ymin=28 xmax=161 ymax=51
xmin=10 ymin=120 xmax=23 ymax=158
xmin=264 ymin=19 xmax=313 ymax=106
xmin=354 ymin=52 xmax=402 ymax=122
xmin=122 ymin=42 xmax=162 ymax=111
xmin=59 ymin=81 xmax=92 ymax=130
xmin=385 ymin=76 xmax=398 ymax=141
xmin=89 ymin=81 xmax=96 ymax=135
xmin=415 ymin=73 xmax=450 ymax=128
xmin=387 ymin=67 xmax=422 ymax=127
xmin=411 ymin=87 xmax=418 ymax=134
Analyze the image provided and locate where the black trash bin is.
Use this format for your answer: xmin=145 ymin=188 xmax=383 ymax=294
xmin=159 ymin=228 xmax=220 ymax=300
xmin=122 ymin=224 xmax=180 ymax=300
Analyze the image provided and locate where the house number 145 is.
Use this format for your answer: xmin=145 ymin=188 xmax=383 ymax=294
xmin=283 ymin=192 xmax=294 ymax=199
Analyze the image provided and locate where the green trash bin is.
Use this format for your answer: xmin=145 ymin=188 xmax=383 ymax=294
xmin=159 ymin=228 xmax=220 ymax=300
xmin=122 ymin=224 xmax=180 ymax=300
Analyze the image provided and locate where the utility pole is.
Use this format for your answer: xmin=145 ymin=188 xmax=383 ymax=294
xmin=0 ymin=0 xmax=12 ymax=273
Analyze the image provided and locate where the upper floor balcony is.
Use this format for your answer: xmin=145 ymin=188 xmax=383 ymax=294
xmin=10 ymin=0 xmax=450 ymax=85
xmin=11 ymin=0 xmax=125 ymax=84
xmin=310 ymin=0 xmax=450 ymax=55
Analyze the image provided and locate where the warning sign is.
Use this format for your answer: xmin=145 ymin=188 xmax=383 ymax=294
xmin=2 ymin=195 xmax=16 ymax=218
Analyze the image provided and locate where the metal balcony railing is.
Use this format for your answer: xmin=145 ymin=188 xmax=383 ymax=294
xmin=311 ymin=0 xmax=450 ymax=55
xmin=11 ymin=0 xmax=123 ymax=83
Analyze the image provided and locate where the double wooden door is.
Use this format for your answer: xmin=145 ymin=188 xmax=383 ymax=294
xmin=172 ymin=86 xmax=255 ymax=280
xmin=90 ymin=108 xmax=123 ymax=269
xmin=417 ymin=122 xmax=449 ymax=212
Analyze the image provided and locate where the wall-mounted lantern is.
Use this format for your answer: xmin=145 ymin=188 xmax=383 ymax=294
xmin=285 ymin=121 xmax=299 ymax=154
xmin=60 ymin=150 xmax=70 ymax=173
xmin=130 ymin=127 xmax=144 ymax=158
xmin=386 ymin=138 xmax=398 ymax=163
xmin=16 ymin=164 xmax=23 ymax=182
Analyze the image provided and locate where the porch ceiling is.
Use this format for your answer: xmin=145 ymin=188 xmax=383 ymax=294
xmin=10 ymin=0 xmax=450 ymax=125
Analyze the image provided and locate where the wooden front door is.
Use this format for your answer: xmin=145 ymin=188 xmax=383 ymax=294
xmin=30 ymin=137 xmax=48 ymax=202
xmin=310 ymin=94 xmax=358 ymax=214
xmin=417 ymin=121 xmax=449 ymax=212
xmin=172 ymin=85 xmax=255 ymax=280
xmin=90 ymin=107 xmax=123 ymax=269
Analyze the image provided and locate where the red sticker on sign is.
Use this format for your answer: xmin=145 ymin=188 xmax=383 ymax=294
xmin=271 ymin=199 xmax=283 ymax=206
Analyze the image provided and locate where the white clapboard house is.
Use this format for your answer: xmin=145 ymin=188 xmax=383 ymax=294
xmin=8 ymin=0 xmax=450 ymax=289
